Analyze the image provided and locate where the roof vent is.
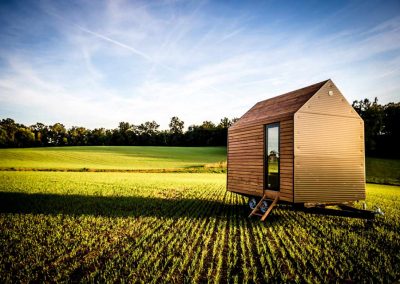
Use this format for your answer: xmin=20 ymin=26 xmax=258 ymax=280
xmin=328 ymin=90 xmax=334 ymax=96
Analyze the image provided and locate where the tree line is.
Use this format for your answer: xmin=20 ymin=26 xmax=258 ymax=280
xmin=1 ymin=98 xmax=398 ymax=157
xmin=352 ymin=98 xmax=399 ymax=158
xmin=0 ymin=117 xmax=239 ymax=148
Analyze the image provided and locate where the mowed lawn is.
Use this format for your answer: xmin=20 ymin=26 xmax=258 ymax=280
xmin=0 ymin=147 xmax=399 ymax=185
xmin=0 ymin=171 xmax=399 ymax=283
xmin=366 ymin=157 xmax=400 ymax=185
xmin=0 ymin=146 xmax=226 ymax=170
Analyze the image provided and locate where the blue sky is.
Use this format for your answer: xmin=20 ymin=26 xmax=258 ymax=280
xmin=0 ymin=0 xmax=399 ymax=129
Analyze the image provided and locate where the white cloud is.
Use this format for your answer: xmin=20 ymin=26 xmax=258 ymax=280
xmin=0 ymin=0 xmax=399 ymax=130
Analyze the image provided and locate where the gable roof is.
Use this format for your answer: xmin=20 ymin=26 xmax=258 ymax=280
xmin=230 ymin=79 xmax=329 ymax=129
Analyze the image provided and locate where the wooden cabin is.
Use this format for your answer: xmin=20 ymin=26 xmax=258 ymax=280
xmin=227 ymin=79 xmax=365 ymax=214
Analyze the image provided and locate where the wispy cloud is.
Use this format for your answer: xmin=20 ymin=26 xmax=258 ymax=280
xmin=76 ymin=25 xmax=154 ymax=62
xmin=46 ymin=10 xmax=176 ymax=73
xmin=218 ymin=28 xmax=244 ymax=43
xmin=0 ymin=0 xmax=399 ymax=129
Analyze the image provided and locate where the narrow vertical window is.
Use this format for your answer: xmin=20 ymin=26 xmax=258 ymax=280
xmin=265 ymin=123 xmax=280 ymax=190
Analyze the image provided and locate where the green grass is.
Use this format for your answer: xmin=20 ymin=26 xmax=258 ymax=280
xmin=0 ymin=146 xmax=399 ymax=281
xmin=0 ymin=146 xmax=226 ymax=170
xmin=366 ymin=157 xmax=400 ymax=185
xmin=1 ymin=147 xmax=399 ymax=185
xmin=0 ymin=171 xmax=399 ymax=282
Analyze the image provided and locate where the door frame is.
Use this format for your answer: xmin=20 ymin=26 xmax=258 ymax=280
xmin=264 ymin=122 xmax=280 ymax=192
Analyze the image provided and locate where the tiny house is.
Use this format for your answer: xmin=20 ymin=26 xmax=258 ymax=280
xmin=227 ymin=80 xmax=365 ymax=218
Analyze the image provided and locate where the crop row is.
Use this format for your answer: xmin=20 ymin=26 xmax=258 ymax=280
xmin=0 ymin=172 xmax=399 ymax=282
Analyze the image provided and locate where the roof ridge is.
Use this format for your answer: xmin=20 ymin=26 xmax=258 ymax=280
xmin=230 ymin=79 xmax=331 ymax=129
xmin=255 ymin=79 xmax=329 ymax=106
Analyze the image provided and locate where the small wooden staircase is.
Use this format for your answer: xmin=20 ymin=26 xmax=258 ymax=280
xmin=248 ymin=191 xmax=280 ymax=221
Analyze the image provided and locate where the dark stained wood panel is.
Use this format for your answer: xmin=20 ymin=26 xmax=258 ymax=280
xmin=229 ymin=130 xmax=263 ymax=138
xmin=228 ymin=115 xmax=295 ymax=203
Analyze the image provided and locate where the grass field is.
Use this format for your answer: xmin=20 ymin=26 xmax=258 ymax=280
xmin=0 ymin=146 xmax=226 ymax=170
xmin=0 ymin=146 xmax=399 ymax=282
xmin=366 ymin=157 xmax=400 ymax=185
xmin=0 ymin=171 xmax=399 ymax=282
xmin=0 ymin=147 xmax=399 ymax=185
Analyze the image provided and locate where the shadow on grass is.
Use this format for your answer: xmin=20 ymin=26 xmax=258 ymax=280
xmin=0 ymin=191 xmax=253 ymax=220
xmin=0 ymin=191 xmax=374 ymax=224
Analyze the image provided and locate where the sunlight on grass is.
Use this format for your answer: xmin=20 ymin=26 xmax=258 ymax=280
xmin=0 ymin=146 xmax=226 ymax=170
xmin=0 ymin=172 xmax=399 ymax=282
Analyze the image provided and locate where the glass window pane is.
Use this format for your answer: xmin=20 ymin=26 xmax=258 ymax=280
xmin=266 ymin=124 xmax=279 ymax=190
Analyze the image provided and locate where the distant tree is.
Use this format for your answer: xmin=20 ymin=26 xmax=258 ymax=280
xmin=137 ymin=121 xmax=159 ymax=135
xmin=185 ymin=125 xmax=202 ymax=146
xmin=0 ymin=128 xmax=7 ymax=146
xmin=201 ymin=121 xmax=216 ymax=129
xmin=0 ymin=118 xmax=18 ymax=146
xmin=218 ymin=117 xmax=232 ymax=129
xmin=353 ymin=98 xmax=384 ymax=154
xmin=215 ymin=117 xmax=234 ymax=145
xmin=352 ymin=98 xmax=399 ymax=157
xmin=157 ymin=130 xmax=169 ymax=146
xmin=68 ymin=126 xmax=88 ymax=146
xmin=137 ymin=121 xmax=159 ymax=145
xmin=112 ymin=122 xmax=137 ymax=145
xmin=13 ymin=111 xmax=396 ymax=149
xmin=14 ymin=127 xmax=35 ymax=147
xmin=382 ymin=102 xmax=400 ymax=157
xmin=168 ymin=117 xmax=184 ymax=146
xmin=49 ymin=123 xmax=67 ymax=145
xmin=30 ymin=123 xmax=49 ymax=146
xmin=118 ymin=122 xmax=131 ymax=133
xmin=89 ymin=128 xmax=108 ymax=145
xmin=186 ymin=122 xmax=216 ymax=146
xmin=169 ymin=117 xmax=184 ymax=134
xmin=105 ymin=129 xmax=113 ymax=145
xmin=383 ymin=102 xmax=400 ymax=137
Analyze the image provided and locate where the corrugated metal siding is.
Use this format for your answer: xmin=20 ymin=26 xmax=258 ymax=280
xmin=227 ymin=119 xmax=294 ymax=202
xmin=294 ymin=82 xmax=365 ymax=203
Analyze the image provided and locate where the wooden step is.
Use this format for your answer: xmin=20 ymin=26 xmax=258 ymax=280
xmin=248 ymin=191 xmax=280 ymax=221
xmin=261 ymin=195 xmax=279 ymax=221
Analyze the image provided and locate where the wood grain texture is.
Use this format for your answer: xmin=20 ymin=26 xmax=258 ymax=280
xmin=230 ymin=80 xmax=328 ymax=130
xmin=227 ymin=117 xmax=294 ymax=202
